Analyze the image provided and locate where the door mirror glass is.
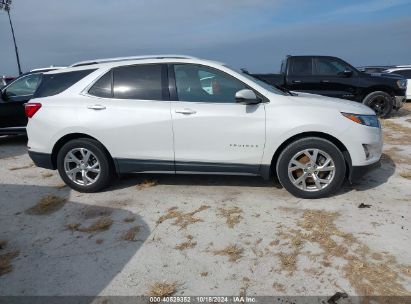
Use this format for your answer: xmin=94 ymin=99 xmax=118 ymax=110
xmin=235 ymin=89 xmax=260 ymax=104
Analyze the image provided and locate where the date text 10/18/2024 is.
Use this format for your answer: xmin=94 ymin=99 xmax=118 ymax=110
xmin=149 ymin=297 xmax=256 ymax=303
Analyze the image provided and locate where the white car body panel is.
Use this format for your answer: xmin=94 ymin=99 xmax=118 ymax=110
xmin=404 ymin=81 xmax=409 ymax=99
xmin=78 ymin=97 xmax=174 ymax=161
xmin=29 ymin=96 xmax=175 ymax=161
xmin=171 ymin=101 xmax=265 ymax=170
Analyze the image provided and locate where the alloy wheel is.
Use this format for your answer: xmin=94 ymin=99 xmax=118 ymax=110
xmin=63 ymin=148 xmax=101 ymax=186
xmin=369 ymin=96 xmax=387 ymax=116
xmin=287 ymin=148 xmax=335 ymax=192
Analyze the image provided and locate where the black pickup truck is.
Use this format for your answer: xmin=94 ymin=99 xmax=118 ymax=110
xmin=0 ymin=68 xmax=59 ymax=135
xmin=251 ymin=55 xmax=407 ymax=117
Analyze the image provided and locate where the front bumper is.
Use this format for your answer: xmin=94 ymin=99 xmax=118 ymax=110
xmin=349 ymin=160 xmax=381 ymax=183
xmin=394 ymin=95 xmax=406 ymax=109
xmin=28 ymin=151 xmax=55 ymax=170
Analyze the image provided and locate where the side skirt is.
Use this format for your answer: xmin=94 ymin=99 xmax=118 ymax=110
xmin=115 ymin=159 xmax=175 ymax=174
xmin=176 ymin=161 xmax=259 ymax=175
xmin=114 ymin=158 xmax=268 ymax=177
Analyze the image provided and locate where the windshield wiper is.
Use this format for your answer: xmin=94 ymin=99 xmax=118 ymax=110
xmin=274 ymin=84 xmax=297 ymax=96
xmin=241 ymin=69 xmax=296 ymax=96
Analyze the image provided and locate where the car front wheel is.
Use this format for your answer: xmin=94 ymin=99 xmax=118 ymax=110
xmin=362 ymin=91 xmax=393 ymax=118
xmin=57 ymin=138 xmax=114 ymax=192
xmin=276 ymin=137 xmax=346 ymax=199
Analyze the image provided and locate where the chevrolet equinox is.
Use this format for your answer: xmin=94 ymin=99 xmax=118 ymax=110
xmin=25 ymin=55 xmax=383 ymax=199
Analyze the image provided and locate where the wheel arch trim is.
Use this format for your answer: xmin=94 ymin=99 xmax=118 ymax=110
xmin=51 ymin=133 xmax=116 ymax=172
xmin=261 ymin=131 xmax=352 ymax=180
xmin=361 ymin=87 xmax=395 ymax=100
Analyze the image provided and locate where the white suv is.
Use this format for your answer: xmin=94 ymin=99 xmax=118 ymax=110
xmin=25 ymin=55 xmax=382 ymax=198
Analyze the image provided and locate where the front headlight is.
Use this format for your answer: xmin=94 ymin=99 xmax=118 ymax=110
xmin=341 ymin=113 xmax=380 ymax=128
xmin=397 ymin=79 xmax=407 ymax=89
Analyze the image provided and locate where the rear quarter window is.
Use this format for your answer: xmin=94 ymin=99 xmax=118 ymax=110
xmin=88 ymin=71 xmax=113 ymax=98
xmin=34 ymin=69 xmax=96 ymax=98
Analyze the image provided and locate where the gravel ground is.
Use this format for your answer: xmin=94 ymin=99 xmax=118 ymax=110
xmin=1 ymin=104 xmax=411 ymax=298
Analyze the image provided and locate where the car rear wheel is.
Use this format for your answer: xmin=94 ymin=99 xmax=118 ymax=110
xmin=57 ymin=138 xmax=114 ymax=192
xmin=362 ymin=91 xmax=393 ymax=118
xmin=276 ymin=137 xmax=346 ymax=199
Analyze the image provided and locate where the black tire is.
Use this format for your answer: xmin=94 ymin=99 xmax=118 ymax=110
xmin=57 ymin=138 xmax=114 ymax=193
xmin=362 ymin=91 xmax=393 ymax=118
xmin=276 ymin=137 xmax=346 ymax=199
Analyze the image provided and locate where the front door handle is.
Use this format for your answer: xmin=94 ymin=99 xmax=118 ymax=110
xmin=87 ymin=104 xmax=106 ymax=110
xmin=292 ymin=80 xmax=302 ymax=83
xmin=175 ymin=108 xmax=197 ymax=115
xmin=321 ymin=80 xmax=330 ymax=83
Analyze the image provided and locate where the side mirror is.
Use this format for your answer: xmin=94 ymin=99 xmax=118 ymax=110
xmin=0 ymin=89 xmax=5 ymax=101
xmin=235 ymin=89 xmax=261 ymax=104
xmin=0 ymin=88 xmax=9 ymax=101
xmin=342 ymin=70 xmax=353 ymax=77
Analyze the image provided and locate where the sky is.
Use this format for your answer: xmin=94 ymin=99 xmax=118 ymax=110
xmin=1 ymin=0 xmax=411 ymax=75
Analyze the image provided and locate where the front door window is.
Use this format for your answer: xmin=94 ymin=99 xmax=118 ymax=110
xmin=4 ymin=74 xmax=42 ymax=99
xmin=174 ymin=64 xmax=247 ymax=103
xmin=314 ymin=58 xmax=352 ymax=76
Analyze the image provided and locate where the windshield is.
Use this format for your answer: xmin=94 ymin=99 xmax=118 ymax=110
xmin=223 ymin=65 xmax=287 ymax=96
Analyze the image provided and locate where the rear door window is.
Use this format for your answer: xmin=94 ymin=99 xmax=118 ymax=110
xmin=34 ymin=69 xmax=96 ymax=98
xmin=112 ymin=64 xmax=164 ymax=100
xmin=289 ymin=58 xmax=313 ymax=75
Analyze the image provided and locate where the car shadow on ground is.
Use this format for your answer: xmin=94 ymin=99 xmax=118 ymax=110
xmin=111 ymin=173 xmax=278 ymax=191
xmin=110 ymin=155 xmax=395 ymax=196
xmin=342 ymin=153 xmax=396 ymax=193
xmin=0 ymin=184 xmax=150 ymax=297
xmin=391 ymin=105 xmax=411 ymax=118
xmin=0 ymin=135 xmax=27 ymax=159
xmin=0 ymin=133 xmax=394 ymax=195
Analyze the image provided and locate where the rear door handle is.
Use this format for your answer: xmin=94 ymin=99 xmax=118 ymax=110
xmin=292 ymin=80 xmax=302 ymax=83
xmin=175 ymin=108 xmax=196 ymax=115
xmin=321 ymin=80 xmax=330 ymax=83
xmin=87 ymin=104 xmax=106 ymax=110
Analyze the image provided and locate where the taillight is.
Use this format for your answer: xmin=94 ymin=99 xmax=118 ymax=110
xmin=25 ymin=103 xmax=42 ymax=118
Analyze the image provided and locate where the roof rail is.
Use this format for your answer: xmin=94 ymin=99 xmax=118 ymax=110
xmin=70 ymin=55 xmax=197 ymax=67
xmin=30 ymin=66 xmax=66 ymax=72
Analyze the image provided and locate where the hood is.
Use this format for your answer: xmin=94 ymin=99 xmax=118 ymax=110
xmin=368 ymin=72 xmax=404 ymax=80
xmin=287 ymin=92 xmax=375 ymax=115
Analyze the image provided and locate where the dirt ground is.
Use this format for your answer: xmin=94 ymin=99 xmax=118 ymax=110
xmin=1 ymin=104 xmax=411 ymax=298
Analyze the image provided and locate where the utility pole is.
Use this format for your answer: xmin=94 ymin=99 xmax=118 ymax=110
xmin=1 ymin=0 xmax=22 ymax=75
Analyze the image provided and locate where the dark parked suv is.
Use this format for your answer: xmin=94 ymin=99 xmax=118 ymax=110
xmin=251 ymin=56 xmax=407 ymax=117
xmin=0 ymin=68 xmax=61 ymax=135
